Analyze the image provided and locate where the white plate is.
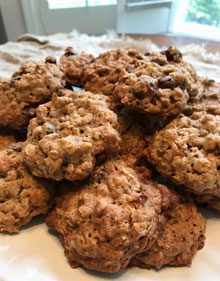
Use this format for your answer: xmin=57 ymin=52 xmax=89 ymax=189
xmin=0 ymin=210 xmax=220 ymax=281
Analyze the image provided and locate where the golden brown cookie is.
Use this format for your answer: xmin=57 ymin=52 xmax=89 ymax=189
xmin=59 ymin=47 xmax=94 ymax=86
xmin=0 ymin=56 xmax=65 ymax=129
xmin=114 ymin=47 xmax=198 ymax=117
xmin=82 ymin=48 xmax=146 ymax=101
xmin=22 ymin=90 xmax=120 ymax=181
xmin=0 ymin=142 xmax=55 ymax=233
xmin=147 ymin=112 xmax=220 ymax=196
xmin=46 ymin=159 xmax=171 ymax=273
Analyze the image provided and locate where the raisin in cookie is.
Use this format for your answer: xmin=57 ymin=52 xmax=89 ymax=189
xmin=114 ymin=47 xmax=198 ymax=117
xmin=147 ymin=112 xmax=220 ymax=195
xmin=22 ymin=90 xmax=120 ymax=181
xmin=45 ymin=159 xmax=175 ymax=273
xmin=0 ymin=56 xmax=65 ymax=129
xmin=132 ymin=203 xmax=206 ymax=269
xmin=0 ymin=142 xmax=55 ymax=233
xmin=59 ymin=47 xmax=94 ymax=86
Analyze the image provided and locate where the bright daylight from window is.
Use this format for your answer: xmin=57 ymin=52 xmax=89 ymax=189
xmin=173 ymin=0 xmax=220 ymax=40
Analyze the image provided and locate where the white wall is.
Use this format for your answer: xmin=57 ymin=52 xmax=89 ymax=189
xmin=117 ymin=0 xmax=175 ymax=34
xmin=0 ymin=0 xmax=27 ymax=41
xmin=22 ymin=0 xmax=117 ymax=35
xmin=40 ymin=3 xmax=117 ymax=35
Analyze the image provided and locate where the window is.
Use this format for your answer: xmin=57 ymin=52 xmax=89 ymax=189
xmin=186 ymin=0 xmax=220 ymax=27
xmin=171 ymin=0 xmax=220 ymax=40
xmin=47 ymin=0 xmax=117 ymax=9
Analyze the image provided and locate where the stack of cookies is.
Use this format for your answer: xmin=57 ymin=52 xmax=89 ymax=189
xmin=1 ymin=45 xmax=219 ymax=273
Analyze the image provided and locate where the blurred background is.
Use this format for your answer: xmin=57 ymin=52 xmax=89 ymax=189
xmin=0 ymin=0 xmax=220 ymax=43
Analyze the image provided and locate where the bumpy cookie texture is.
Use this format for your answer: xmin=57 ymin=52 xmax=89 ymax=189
xmin=59 ymin=47 xmax=94 ymax=86
xmin=147 ymin=112 xmax=220 ymax=195
xmin=115 ymin=47 xmax=198 ymax=117
xmin=46 ymin=159 xmax=166 ymax=273
xmin=82 ymin=48 xmax=146 ymax=101
xmin=132 ymin=203 xmax=206 ymax=269
xmin=23 ymin=90 xmax=120 ymax=181
xmin=185 ymin=79 xmax=220 ymax=115
xmin=0 ymin=142 xmax=55 ymax=233
xmin=0 ymin=56 xmax=65 ymax=129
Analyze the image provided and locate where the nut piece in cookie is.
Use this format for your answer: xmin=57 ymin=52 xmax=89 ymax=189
xmin=46 ymin=159 xmax=166 ymax=273
xmin=114 ymin=47 xmax=198 ymax=117
xmin=132 ymin=203 xmax=206 ymax=269
xmin=0 ymin=142 xmax=55 ymax=233
xmin=147 ymin=112 xmax=220 ymax=195
xmin=0 ymin=56 xmax=65 ymax=129
xmin=22 ymin=90 xmax=120 ymax=181
xmin=59 ymin=47 xmax=94 ymax=86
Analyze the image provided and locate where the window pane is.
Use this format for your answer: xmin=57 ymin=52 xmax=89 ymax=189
xmin=186 ymin=0 xmax=220 ymax=27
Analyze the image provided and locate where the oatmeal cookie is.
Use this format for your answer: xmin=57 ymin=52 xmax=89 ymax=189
xmin=132 ymin=203 xmax=206 ymax=269
xmin=22 ymin=90 xmax=120 ymax=181
xmin=0 ymin=56 xmax=65 ymax=129
xmin=82 ymin=48 xmax=146 ymax=101
xmin=0 ymin=142 xmax=55 ymax=233
xmin=59 ymin=47 xmax=94 ymax=86
xmin=114 ymin=47 xmax=198 ymax=117
xmin=147 ymin=112 xmax=220 ymax=195
xmin=46 ymin=159 xmax=172 ymax=273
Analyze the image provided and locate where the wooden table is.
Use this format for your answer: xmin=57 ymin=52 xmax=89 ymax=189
xmin=126 ymin=34 xmax=220 ymax=54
